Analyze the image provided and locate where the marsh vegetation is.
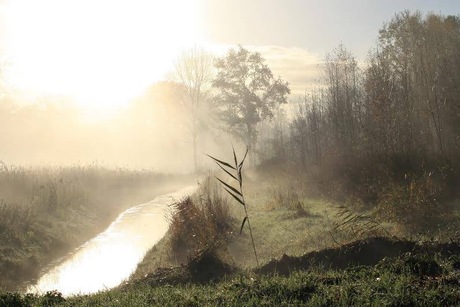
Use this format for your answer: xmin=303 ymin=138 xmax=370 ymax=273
xmin=0 ymin=165 xmax=193 ymax=291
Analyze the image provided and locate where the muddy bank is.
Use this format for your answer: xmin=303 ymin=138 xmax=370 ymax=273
xmin=131 ymin=236 xmax=460 ymax=287
xmin=256 ymin=236 xmax=460 ymax=276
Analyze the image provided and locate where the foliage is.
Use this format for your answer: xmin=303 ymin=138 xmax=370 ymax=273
xmin=287 ymin=12 xmax=460 ymax=170
xmin=376 ymin=174 xmax=447 ymax=233
xmin=367 ymin=11 xmax=460 ymax=158
xmin=212 ymin=46 xmax=290 ymax=165
xmin=257 ymin=11 xmax=460 ymax=231
xmin=332 ymin=203 xmax=391 ymax=243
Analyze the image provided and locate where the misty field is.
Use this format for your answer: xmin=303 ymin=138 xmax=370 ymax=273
xmin=0 ymin=165 xmax=193 ymax=291
xmin=1 ymin=169 xmax=459 ymax=306
xmin=1 ymin=6 xmax=460 ymax=307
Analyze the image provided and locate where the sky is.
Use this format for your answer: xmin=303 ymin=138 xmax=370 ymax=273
xmin=201 ymin=0 xmax=460 ymax=58
xmin=0 ymin=0 xmax=458 ymax=168
xmin=0 ymin=0 xmax=459 ymax=106
xmin=200 ymin=0 xmax=460 ymax=95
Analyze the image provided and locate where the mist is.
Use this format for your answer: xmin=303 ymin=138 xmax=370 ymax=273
xmin=0 ymin=82 xmax=229 ymax=173
xmin=1 ymin=3 xmax=459 ymax=303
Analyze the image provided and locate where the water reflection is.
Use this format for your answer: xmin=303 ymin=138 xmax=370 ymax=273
xmin=28 ymin=185 xmax=196 ymax=296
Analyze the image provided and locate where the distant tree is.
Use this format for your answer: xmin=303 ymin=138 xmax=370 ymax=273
xmin=289 ymin=92 xmax=326 ymax=169
xmin=174 ymin=47 xmax=214 ymax=172
xmin=323 ymin=44 xmax=362 ymax=156
xmin=212 ymin=46 xmax=290 ymax=165
xmin=369 ymin=11 xmax=460 ymax=158
xmin=258 ymin=105 xmax=289 ymax=162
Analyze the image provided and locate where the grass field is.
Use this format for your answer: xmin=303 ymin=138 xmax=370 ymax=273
xmin=1 ymin=167 xmax=459 ymax=306
xmin=3 ymin=242 xmax=460 ymax=306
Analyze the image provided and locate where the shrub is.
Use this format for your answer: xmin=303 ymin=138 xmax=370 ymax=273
xmin=168 ymin=178 xmax=235 ymax=264
xmin=376 ymin=174 xmax=448 ymax=233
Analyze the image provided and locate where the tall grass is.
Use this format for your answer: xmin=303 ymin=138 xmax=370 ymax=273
xmin=168 ymin=177 xmax=235 ymax=263
xmin=207 ymin=147 xmax=260 ymax=267
xmin=0 ymin=164 xmax=186 ymax=291
xmin=270 ymin=185 xmax=311 ymax=218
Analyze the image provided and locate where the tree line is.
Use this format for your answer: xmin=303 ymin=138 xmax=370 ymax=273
xmin=285 ymin=12 xmax=460 ymax=172
xmin=260 ymin=11 xmax=460 ymax=212
xmin=174 ymin=11 xmax=459 ymax=213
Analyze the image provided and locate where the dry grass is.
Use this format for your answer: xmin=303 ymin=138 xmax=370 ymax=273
xmin=0 ymin=164 xmax=190 ymax=291
xmin=270 ymin=184 xmax=312 ymax=218
xmin=129 ymin=177 xmax=236 ymax=282
xmin=168 ymin=177 xmax=236 ymax=264
xmin=376 ymin=174 xmax=451 ymax=233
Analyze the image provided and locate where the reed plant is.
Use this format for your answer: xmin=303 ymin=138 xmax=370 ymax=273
xmin=207 ymin=147 xmax=259 ymax=267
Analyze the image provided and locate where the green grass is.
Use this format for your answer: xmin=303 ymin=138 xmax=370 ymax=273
xmin=223 ymin=176 xmax=395 ymax=269
xmin=3 ymin=253 xmax=460 ymax=306
xmin=1 ymin=167 xmax=459 ymax=306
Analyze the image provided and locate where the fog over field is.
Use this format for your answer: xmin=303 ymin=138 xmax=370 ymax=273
xmin=0 ymin=1 xmax=459 ymax=304
xmin=0 ymin=0 xmax=456 ymax=171
xmin=0 ymin=87 xmax=221 ymax=172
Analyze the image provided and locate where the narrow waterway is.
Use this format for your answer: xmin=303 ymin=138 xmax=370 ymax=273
xmin=27 ymin=185 xmax=197 ymax=296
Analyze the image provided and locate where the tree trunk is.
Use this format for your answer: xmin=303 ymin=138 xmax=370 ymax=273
xmin=192 ymin=132 xmax=198 ymax=173
xmin=246 ymin=123 xmax=256 ymax=167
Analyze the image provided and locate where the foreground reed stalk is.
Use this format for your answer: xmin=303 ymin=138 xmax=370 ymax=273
xmin=207 ymin=147 xmax=259 ymax=267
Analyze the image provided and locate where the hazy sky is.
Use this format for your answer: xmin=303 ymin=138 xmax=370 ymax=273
xmin=201 ymin=0 xmax=460 ymax=58
xmin=0 ymin=1 xmax=458 ymax=168
xmin=0 ymin=0 xmax=459 ymax=104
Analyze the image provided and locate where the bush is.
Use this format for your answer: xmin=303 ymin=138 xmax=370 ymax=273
xmin=377 ymin=174 xmax=448 ymax=232
xmin=168 ymin=178 xmax=235 ymax=264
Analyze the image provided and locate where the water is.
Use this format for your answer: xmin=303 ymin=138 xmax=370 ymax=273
xmin=27 ymin=185 xmax=197 ymax=296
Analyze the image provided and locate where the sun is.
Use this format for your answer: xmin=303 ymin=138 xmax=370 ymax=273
xmin=3 ymin=0 xmax=202 ymax=116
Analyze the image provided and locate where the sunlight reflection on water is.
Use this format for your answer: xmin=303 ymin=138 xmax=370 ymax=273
xmin=27 ymin=185 xmax=197 ymax=296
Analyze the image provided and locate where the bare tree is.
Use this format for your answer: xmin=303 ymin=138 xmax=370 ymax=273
xmin=371 ymin=11 xmax=460 ymax=158
xmin=323 ymin=44 xmax=362 ymax=156
xmin=174 ymin=47 xmax=214 ymax=172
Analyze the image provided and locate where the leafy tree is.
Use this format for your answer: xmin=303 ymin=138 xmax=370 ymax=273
xmin=212 ymin=46 xmax=290 ymax=165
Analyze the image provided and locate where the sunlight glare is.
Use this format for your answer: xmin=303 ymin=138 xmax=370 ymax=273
xmin=4 ymin=0 xmax=201 ymax=116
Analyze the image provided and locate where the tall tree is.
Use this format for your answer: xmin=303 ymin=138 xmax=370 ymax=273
xmin=174 ymin=47 xmax=214 ymax=172
xmin=323 ymin=44 xmax=362 ymax=156
xmin=212 ymin=46 xmax=290 ymax=165
xmin=372 ymin=11 xmax=460 ymax=158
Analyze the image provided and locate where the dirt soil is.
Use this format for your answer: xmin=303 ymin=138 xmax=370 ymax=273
xmin=125 ymin=248 xmax=237 ymax=288
xmin=129 ymin=236 xmax=460 ymax=288
xmin=256 ymin=236 xmax=460 ymax=276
